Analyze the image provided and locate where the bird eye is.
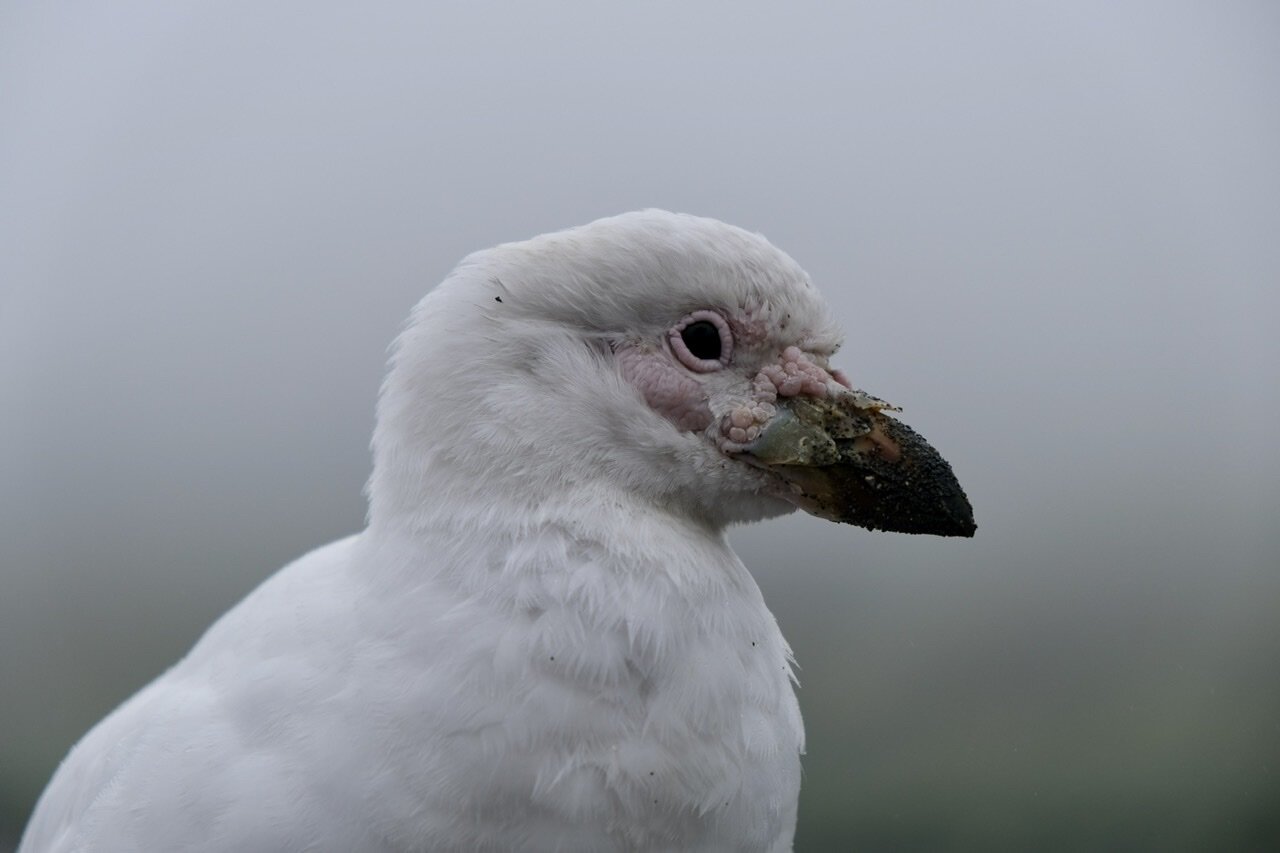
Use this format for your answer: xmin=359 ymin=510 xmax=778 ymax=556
xmin=681 ymin=321 xmax=721 ymax=360
xmin=670 ymin=311 xmax=732 ymax=372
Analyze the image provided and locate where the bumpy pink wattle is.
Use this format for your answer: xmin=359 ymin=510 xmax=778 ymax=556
xmin=720 ymin=346 xmax=845 ymax=449
xmin=758 ymin=346 xmax=832 ymax=399
xmin=620 ymin=336 xmax=848 ymax=445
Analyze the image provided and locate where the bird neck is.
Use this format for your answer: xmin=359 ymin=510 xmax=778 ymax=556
xmin=359 ymin=481 xmax=768 ymax=641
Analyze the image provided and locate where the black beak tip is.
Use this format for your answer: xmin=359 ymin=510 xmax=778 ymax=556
xmin=882 ymin=422 xmax=976 ymax=538
xmin=878 ymin=494 xmax=976 ymax=538
xmin=940 ymin=514 xmax=978 ymax=539
xmin=840 ymin=457 xmax=977 ymax=538
xmin=906 ymin=469 xmax=977 ymax=538
xmin=935 ymin=490 xmax=977 ymax=538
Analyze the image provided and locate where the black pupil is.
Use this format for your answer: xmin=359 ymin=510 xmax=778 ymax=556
xmin=681 ymin=320 xmax=722 ymax=361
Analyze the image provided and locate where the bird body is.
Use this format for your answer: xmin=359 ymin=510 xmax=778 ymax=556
xmin=22 ymin=211 xmax=971 ymax=851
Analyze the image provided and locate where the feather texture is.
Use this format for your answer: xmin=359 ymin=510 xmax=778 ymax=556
xmin=22 ymin=211 xmax=855 ymax=852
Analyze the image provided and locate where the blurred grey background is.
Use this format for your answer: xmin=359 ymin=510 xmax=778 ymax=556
xmin=2 ymin=2 xmax=1278 ymax=850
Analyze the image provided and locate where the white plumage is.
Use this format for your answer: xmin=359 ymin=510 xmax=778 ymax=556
xmin=22 ymin=210 xmax=972 ymax=852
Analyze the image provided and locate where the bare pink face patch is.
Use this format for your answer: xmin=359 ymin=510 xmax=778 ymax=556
xmin=617 ymin=311 xmax=734 ymax=433
xmin=616 ymin=344 xmax=714 ymax=432
xmin=620 ymin=311 xmax=851 ymax=446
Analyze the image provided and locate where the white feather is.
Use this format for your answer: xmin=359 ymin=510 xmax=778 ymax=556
xmin=22 ymin=211 xmax=843 ymax=852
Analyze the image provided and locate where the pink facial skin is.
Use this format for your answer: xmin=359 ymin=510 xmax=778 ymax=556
xmin=616 ymin=344 xmax=715 ymax=432
xmin=620 ymin=312 xmax=853 ymax=452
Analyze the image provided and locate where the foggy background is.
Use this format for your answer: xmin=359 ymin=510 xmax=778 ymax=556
xmin=2 ymin=2 xmax=1278 ymax=850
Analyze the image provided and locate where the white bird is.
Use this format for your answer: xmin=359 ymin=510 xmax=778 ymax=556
xmin=21 ymin=210 xmax=973 ymax=852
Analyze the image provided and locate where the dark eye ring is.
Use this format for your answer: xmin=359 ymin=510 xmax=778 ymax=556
xmin=670 ymin=311 xmax=732 ymax=372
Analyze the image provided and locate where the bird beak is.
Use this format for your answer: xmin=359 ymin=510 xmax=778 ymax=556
xmin=741 ymin=390 xmax=976 ymax=537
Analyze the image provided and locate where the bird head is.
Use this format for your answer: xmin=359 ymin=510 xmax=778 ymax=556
xmin=370 ymin=210 xmax=974 ymax=537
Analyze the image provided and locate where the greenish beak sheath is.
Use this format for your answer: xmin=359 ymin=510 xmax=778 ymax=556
xmin=743 ymin=391 xmax=976 ymax=537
